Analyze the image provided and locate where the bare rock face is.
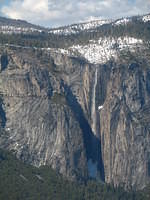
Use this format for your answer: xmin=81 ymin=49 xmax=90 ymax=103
xmin=100 ymin=62 xmax=150 ymax=189
xmin=0 ymin=45 xmax=150 ymax=190
xmin=0 ymin=48 xmax=88 ymax=181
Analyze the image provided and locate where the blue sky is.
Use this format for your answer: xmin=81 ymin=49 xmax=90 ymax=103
xmin=0 ymin=0 xmax=150 ymax=28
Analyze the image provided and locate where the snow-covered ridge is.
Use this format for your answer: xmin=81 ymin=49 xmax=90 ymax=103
xmin=0 ymin=17 xmax=131 ymax=36
xmin=49 ymin=19 xmax=112 ymax=35
xmin=48 ymin=17 xmax=133 ymax=35
xmin=48 ymin=14 xmax=150 ymax=36
xmin=69 ymin=37 xmax=143 ymax=64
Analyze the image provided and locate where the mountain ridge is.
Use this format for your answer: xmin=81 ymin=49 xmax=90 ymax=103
xmin=0 ymin=13 xmax=150 ymax=35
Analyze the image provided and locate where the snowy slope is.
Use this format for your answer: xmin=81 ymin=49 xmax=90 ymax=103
xmin=69 ymin=37 xmax=143 ymax=64
xmin=42 ymin=36 xmax=144 ymax=64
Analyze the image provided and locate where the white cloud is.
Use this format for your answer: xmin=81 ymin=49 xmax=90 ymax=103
xmin=1 ymin=0 xmax=150 ymax=27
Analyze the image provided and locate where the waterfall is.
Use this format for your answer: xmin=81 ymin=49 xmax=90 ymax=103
xmin=91 ymin=67 xmax=98 ymax=135
xmin=88 ymin=67 xmax=99 ymax=179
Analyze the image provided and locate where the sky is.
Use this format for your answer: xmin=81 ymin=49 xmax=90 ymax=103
xmin=0 ymin=0 xmax=150 ymax=28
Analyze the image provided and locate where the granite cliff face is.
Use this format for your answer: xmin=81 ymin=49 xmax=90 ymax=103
xmin=0 ymin=48 xmax=89 ymax=181
xmin=100 ymin=61 xmax=150 ymax=189
xmin=0 ymin=15 xmax=150 ymax=190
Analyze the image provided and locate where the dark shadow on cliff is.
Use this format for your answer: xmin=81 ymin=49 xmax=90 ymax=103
xmin=1 ymin=54 xmax=8 ymax=72
xmin=62 ymin=81 xmax=105 ymax=182
xmin=0 ymin=97 xmax=6 ymax=128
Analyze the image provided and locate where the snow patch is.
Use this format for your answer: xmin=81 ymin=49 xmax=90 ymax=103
xmin=88 ymin=159 xmax=97 ymax=178
xmin=20 ymin=174 xmax=28 ymax=181
xmin=35 ymin=174 xmax=44 ymax=181
xmin=56 ymin=48 xmax=69 ymax=55
xmin=142 ymin=15 xmax=150 ymax=22
xmin=98 ymin=105 xmax=103 ymax=111
xmin=114 ymin=18 xmax=130 ymax=25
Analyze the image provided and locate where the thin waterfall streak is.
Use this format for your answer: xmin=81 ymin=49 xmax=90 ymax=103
xmin=91 ymin=67 xmax=98 ymax=135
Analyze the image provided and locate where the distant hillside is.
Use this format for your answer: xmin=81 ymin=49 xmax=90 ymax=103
xmin=0 ymin=16 xmax=47 ymax=34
